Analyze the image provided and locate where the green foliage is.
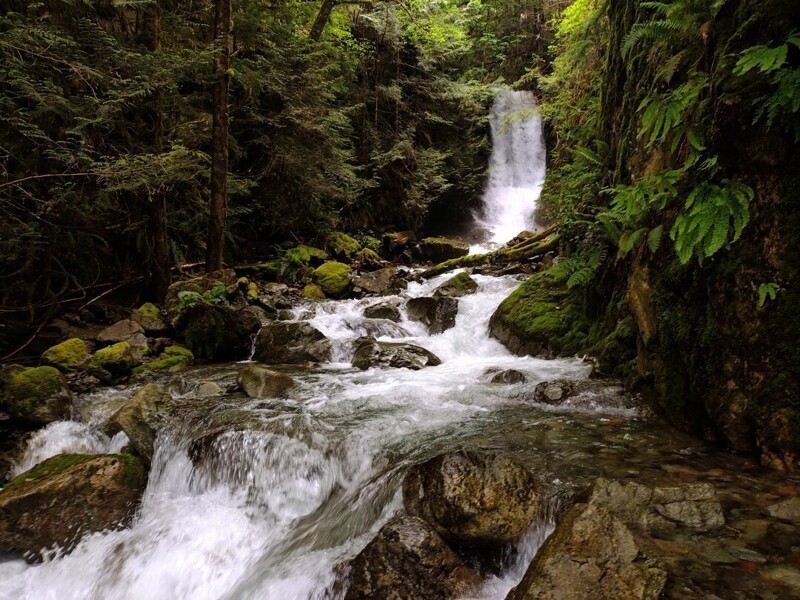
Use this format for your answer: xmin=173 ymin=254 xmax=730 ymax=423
xmin=548 ymin=247 xmax=607 ymax=289
xmin=757 ymin=282 xmax=783 ymax=307
xmin=176 ymin=282 xmax=233 ymax=313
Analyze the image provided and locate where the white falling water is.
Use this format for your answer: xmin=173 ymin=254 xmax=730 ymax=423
xmin=475 ymin=90 xmax=546 ymax=247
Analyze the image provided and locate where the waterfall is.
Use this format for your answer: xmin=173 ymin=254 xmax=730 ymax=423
xmin=475 ymin=90 xmax=546 ymax=246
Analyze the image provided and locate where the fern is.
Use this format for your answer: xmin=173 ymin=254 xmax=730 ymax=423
xmin=647 ymin=225 xmax=664 ymax=253
xmin=757 ymin=283 xmax=782 ymax=307
xmin=670 ymin=181 xmax=753 ymax=264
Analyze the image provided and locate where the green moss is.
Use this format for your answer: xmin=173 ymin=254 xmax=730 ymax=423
xmin=303 ymin=284 xmax=326 ymax=300
xmin=286 ymin=245 xmax=328 ymax=265
xmin=326 ymin=232 xmax=361 ymax=258
xmin=355 ymin=248 xmax=381 ymax=265
xmin=137 ymin=302 xmax=161 ymax=322
xmin=163 ymin=344 xmax=193 ymax=359
xmin=132 ymin=355 xmax=189 ymax=374
xmin=41 ymin=338 xmax=89 ymax=370
xmin=5 ymin=366 xmax=68 ymax=412
xmin=449 ymin=272 xmax=474 ymax=291
xmin=92 ymin=341 xmax=136 ymax=370
xmin=1 ymin=454 xmax=95 ymax=494
xmin=312 ymin=261 xmax=353 ymax=297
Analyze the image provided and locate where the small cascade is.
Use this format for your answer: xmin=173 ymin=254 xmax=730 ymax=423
xmin=475 ymin=90 xmax=546 ymax=247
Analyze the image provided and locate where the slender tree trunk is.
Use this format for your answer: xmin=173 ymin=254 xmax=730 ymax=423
xmin=207 ymin=0 xmax=232 ymax=272
xmin=309 ymin=0 xmax=336 ymax=41
xmin=143 ymin=2 xmax=171 ymax=299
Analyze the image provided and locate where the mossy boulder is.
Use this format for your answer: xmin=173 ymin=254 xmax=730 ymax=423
xmin=2 ymin=366 xmax=72 ymax=426
xmin=344 ymin=515 xmax=480 ymax=600
xmin=164 ymin=269 xmax=238 ymax=323
xmin=434 ymin=272 xmax=479 ymax=298
xmin=175 ymin=304 xmax=261 ymax=361
xmin=92 ymin=341 xmax=140 ymax=374
xmin=312 ymin=261 xmax=353 ymax=298
xmin=488 ymin=271 xmax=588 ymax=358
xmin=40 ymin=338 xmax=90 ymax=371
xmin=286 ymin=245 xmax=328 ymax=267
xmin=326 ymin=232 xmax=361 ymax=259
xmin=237 ymin=364 xmax=294 ymax=398
xmin=403 ymin=451 xmax=540 ymax=547
xmin=0 ymin=453 xmax=147 ymax=559
xmin=354 ymin=248 xmax=382 ymax=270
xmin=105 ymin=384 xmax=173 ymax=462
xmin=302 ymin=284 xmax=326 ymax=300
xmin=132 ymin=345 xmax=193 ymax=375
xmin=131 ymin=302 xmax=169 ymax=336
xmin=417 ymin=237 xmax=469 ymax=263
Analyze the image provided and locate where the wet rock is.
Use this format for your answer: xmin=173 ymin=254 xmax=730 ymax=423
xmin=131 ymin=302 xmax=170 ymax=336
xmin=175 ymin=304 xmax=261 ymax=361
xmin=352 ymin=339 xmax=441 ymax=371
xmin=196 ymin=381 xmax=225 ymax=397
xmin=485 ymin=369 xmax=527 ymax=384
xmin=417 ymin=237 xmax=469 ymax=262
xmin=237 ymin=365 xmax=294 ymax=398
xmin=403 ymin=451 xmax=539 ymax=547
xmin=105 ymin=384 xmax=173 ymax=462
xmin=766 ymin=497 xmax=800 ymax=524
xmin=0 ymin=453 xmax=147 ymax=560
xmin=312 ymin=261 xmax=353 ymax=298
xmin=363 ymin=301 xmax=401 ymax=322
xmin=508 ymin=503 xmax=667 ymax=600
xmin=344 ymin=514 xmax=480 ymax=600
xmin=533 ymin=380 xmax=576 ymax=404
xmin=253 ymin=322 xmax=332 ymax=364
xmin=353 ymin=268 xmax=401 ymax=296
xmin=407 ymin=296 xmax=458 ymax=334
xmin=1 ymin=366 xmax=72 ymax=426
xmin=526 ymin=379 xmax=633 ymax=412
xmin=434 ymin=273 xmax=479 ymax=298
xmin=40 ymin=338 xmax=91 ymax=371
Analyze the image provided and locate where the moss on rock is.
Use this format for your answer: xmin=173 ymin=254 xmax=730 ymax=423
xmin=312 ymin=261 xmax=353 ymax=298
xmin=2 ymin=366 xmax=72 ymax=425
xmin=303 ymin=284 xmax=326 ymax=300
xmin=92 ymin=342 xmax=140 ymax=373
xmin=326 ymin=232 xmax=361 ymax=259
xmin=41 ymin=338 xmax=90 ymax=371
xmin=286 ymin=245 xmax=329 ymax=266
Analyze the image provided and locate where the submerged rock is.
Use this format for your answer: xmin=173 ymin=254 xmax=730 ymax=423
xmin=105 ymin=384 xmax=173 ymax=462
xmin=1 ymin=366 xmax=72 ymax=426
xmin=434 ymin=272 xmax=479 ymax=298
xmin=352 ymin=339 xmax=441 ymax=370
xmin=344 ymin=514 xmax=480 ymax=600
xmin=237 ymin=365 xmax=294 ymax=398
xmin=0 ymin=453 xmax=147 ymax=560
xmin=406 ymin=296 xmax=458 ymax=334
xmin=312 ymin=261 xmax=353 ymax=298
xmin=417 ymin=237 xmax=470 ymax=262
xmin=40 ymin=338 xmax=91 ymax=371
xmin=363 ymin=301 xmax=401 ymax=322
xmin=253 ymin=322 xmax=331 ymax=364
xmin=403 ymin=451 xmax=539 ymax=547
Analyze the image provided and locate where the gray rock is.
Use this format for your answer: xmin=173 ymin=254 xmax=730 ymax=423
xmin=352 ymin=339 xmax=441 ymax=371
xmin=105 ymin=384 xmax=173 ymax=462
xmin=433 ymin=272 xmax=479 ymax=298
xmin=237 ymin=365 xmax=294 ymax=398
xmin=196 ymin=381 xmax=225 ymax=397
xmin=363 ymin=302 xmax=401 ymax=322
xmin=344 ymin=514 xmax=480 ymax=600
xmin=766 ymin=497 xmax=800 ymax=524
xmin=253 ymin=322 xmax=332 ymax=364
xmin=353 ymin=268 xmax=400 ymax=295
xmin=406 ymin=296 xmax=458 ymax=334
xmin=97 ymin=319 xmax=145 ymax=345
xmin=487 ymin=369 xmax=527 ymax=384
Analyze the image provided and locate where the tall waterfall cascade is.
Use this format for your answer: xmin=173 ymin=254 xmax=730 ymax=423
xmin=475 ymin=90 xmax=546 ymax=246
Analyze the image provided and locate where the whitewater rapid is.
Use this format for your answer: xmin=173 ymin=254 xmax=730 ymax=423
xmin=0 ymin=273 xmax=594 ymax=600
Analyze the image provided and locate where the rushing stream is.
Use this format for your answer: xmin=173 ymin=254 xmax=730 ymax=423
xmin=1 ymin=272 xmax=799 ymax=599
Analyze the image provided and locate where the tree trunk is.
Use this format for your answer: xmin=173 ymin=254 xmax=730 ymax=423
xmin=309 ymin=0 xmax=336 ymax=42
xmin=207 ymin=0 xmax=232 ymax=272
xmin=143 ymin=2 xmax=171 ymax=300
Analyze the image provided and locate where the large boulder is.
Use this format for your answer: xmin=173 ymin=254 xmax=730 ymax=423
xmin=253 ymin=322 xmax=332 ymax=364
xmin=91 ymin=341 xmax=141 ymax=374
xmin=352 ymin=339 xmax=441 ymax=370
xmin=175 ymin=304 xmax=261 ymax=361
xmin=0 ymin=453 xmax=147 ymax=559
xmin=344 ymin=514 xmax=480 ymax=600
xmin=312 ymin=261 xmax=353 ymax=298
xmin=97 ymin=319 xmax=147 ymax=348
xmin=105 ymin=384 xmax=173 ymax=462
xmin=353 ymin=268 xmax=401 ymax=295
xmin=434 ymin=273 xmax=479 ymax=298
xmin=237 ymin=364 xmax=294 ymax=398
xmin=403 ymin=451 xmax=539 ymax=547
xmin=418 ymin=237 xmax=470 ymax=263
xmin=407 ymin=297 xmax=458 ymax=334
xmin=164 ymin=269 xmax=238 ymax=323
xmin=326 ymin=232 xmax=361 ymax=260
xmin=132 ymin=302 xmax=170 ymax=336
xmin=40 ymin=338 xmax=91 ymax=371
xmin=508 ymin=503 xmax=667 ymax=600
xmin=1 ymin=366 xmax=72 ymax=426
xmin=363 ymin=301 xmax=401 ymax=322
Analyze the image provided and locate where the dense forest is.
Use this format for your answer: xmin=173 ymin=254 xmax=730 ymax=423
xmin=1 ymin=0 xmax=800 ymax=598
